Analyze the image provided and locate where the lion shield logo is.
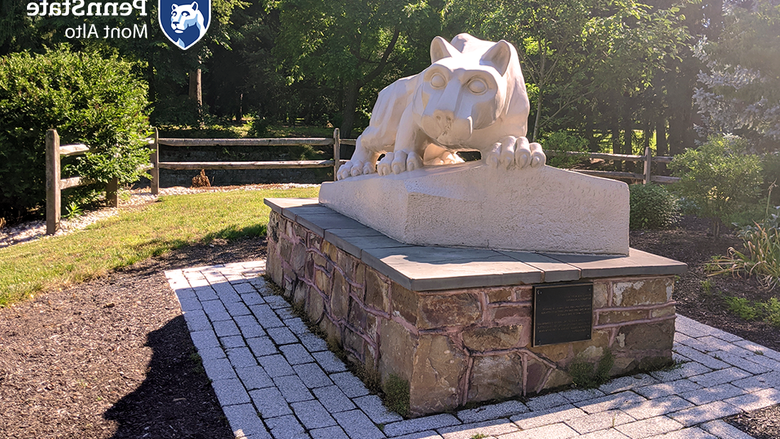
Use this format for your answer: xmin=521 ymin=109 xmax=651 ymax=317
xmin=159 ymin=0 xmax=211 ymax=50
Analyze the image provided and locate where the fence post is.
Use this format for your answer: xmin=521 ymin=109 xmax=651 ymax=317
xmin=46 ymin=129 xmax=61 ymax=235
xmin=643 ymin=146 xmax=652 ymax=185
xmin=333 ymin=128 xmax=341 ymax=181
xmin=151 ymin=128 xmax=160 ymax=195
xmin=106 ymin=177 xmax=119 ymax=207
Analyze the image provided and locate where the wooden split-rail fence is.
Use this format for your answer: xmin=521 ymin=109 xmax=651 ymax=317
xmin=45 ymin=127 xmax=678 ymax=235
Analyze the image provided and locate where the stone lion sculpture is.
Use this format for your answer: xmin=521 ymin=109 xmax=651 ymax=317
xmin=337 ymin=33 xmax=545 ymax=180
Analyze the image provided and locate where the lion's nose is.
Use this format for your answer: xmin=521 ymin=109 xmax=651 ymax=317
xmin=434 ymin=109 xmax=454 ymax=129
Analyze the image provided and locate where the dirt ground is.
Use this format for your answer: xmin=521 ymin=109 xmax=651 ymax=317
xmin=0 ymin=214 xmax=778 ymax=438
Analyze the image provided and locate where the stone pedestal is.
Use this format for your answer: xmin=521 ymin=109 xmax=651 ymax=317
xmin=265 ymin=198 xmax=686 ymax=417
xmin=320 ymin=162 xmax=630 ymax=255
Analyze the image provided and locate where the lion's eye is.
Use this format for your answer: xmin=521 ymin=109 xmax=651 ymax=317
xmin=430 ymin=73 xmax=446 ymax=89
xmin=468 ymin=78 xmax=487 ymax=94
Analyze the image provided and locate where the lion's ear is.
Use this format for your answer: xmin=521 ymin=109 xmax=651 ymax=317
xmin=430 ymin=36 xmax=460 ymax=63
xmin=191 ymin=1 xmax=198 ymax=11
xmin=480 ymin=40 xmax=513 ymax=76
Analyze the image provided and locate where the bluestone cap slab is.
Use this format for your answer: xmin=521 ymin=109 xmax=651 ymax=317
xmin=265 ymin=198 xmax=687 ymax=291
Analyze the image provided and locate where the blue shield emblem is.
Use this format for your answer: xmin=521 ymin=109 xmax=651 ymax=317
xmin=159 ymin=0 xmax=211 ymax=50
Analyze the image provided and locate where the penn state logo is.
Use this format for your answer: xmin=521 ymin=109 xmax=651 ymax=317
xmin=159 ymin=0 xmax=210 ymax=50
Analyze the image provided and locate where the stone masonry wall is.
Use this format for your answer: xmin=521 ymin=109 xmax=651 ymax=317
xmin=266 ymin=210 xmax=676 ymax=416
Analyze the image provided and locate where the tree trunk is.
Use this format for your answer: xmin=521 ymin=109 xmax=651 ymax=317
xmin=341 ymin=81 xmax=360 ymax=139
xmin=189 ymin=68 xmax=203 ymax=123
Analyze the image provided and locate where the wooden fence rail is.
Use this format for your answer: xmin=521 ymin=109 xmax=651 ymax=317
xmin=47 ymin=128 xmax=678 ymax=235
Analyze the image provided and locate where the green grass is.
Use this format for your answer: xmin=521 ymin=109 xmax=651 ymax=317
xmin=0 ymin=186 xmax=319 ymax=307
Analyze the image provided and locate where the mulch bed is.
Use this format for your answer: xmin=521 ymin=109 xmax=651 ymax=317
xmin=1 ymin=214 xmax=778 ymax=438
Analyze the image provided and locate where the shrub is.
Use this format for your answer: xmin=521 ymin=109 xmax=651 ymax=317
xmin=669 ymin=135 xmax=763 ymax=236
xmin=541 ymin=130 xmax=589 ymax=169
xmin=0 ymin=45 xmax=151 ymax=222
xmin=629 ymin=184 xmax=680 ymax=230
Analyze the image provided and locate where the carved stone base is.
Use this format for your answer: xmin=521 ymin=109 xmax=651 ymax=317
xmin=265 ymin=199 xmax=686 ymax=416
xmin=320 ymin=162 xmax=630 ymax=255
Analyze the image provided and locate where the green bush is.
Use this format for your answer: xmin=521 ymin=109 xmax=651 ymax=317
xmin=541 ymin=130 xmax=589 ymax=168
xmin=0 ymin=45 xmax=151 ymax=222
xmin=629 ymin=184 xmax=680 ymax=230
xmin=669 ymin=135 xmax=762 ymax=236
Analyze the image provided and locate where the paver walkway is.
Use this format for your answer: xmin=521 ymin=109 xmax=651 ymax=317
xmin=165 ymin=261 xmax=780 ymax=439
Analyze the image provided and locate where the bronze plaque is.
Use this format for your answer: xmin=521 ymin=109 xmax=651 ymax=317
xmin=533 ymin=283 xmax=593 ymax=346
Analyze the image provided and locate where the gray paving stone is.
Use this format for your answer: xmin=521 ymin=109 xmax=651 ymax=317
xmin=235 ymin=365 xmax=274 ymax=390
xmin=730 ymin=371 xmax=780 ymax=392
xmin=646 ymin=426 xmax=717 ymax=438
xmin=675 ymin=316 xmax=713 ymax=338
xmin=198 ymin=346 xmax=228 ymax=361
xmin=213 ymin=282 xmax=240 ymax=300
xmin=564 ymin=409 xmax=635 ymax=434
xmin=526 ymin=391 xmax=571 ymax=411
xmin=221 ymin=335 xmax=247 ymax=349
xmin=724 ymin=388 xmax=780 ymax=412
xmin=183 ymin=309 xmax=212 ymax=332
xmin=300 ymin=333 xmax=329 ymax=352
xmin=275 ymin=306 xmax=296 ymax=320
xmin=234 ymin=282 xmax=258 ymax=294
xmin=249 ymin=387 xmax=294 ymax=418
xmin=234 ymin=315 xmax=267 ymax=338
xmin=176 ymin=291 xmax=203 ymax=312
xmin=202 ymin=356 xmax=238 ymax=381
xmin=456 ymin=400 xmax=528 ymax=424
xmin=680 ymin=336 xmax=718 ymax=354
xmin=333 ymin=409 xmax=386 ymax=439
xmin=577 ymin=429 xmax=631 ymax=439
xmin=709 ymin=350 xmax=773 ymax=374
xmin=201 ymin=299 xmax=232 ymax=321
xmin=265 ymin=414 xmax=308 ymax=439
xmin=250 ymin=304 xmax=286 ymax=328
xmin=439 ymin=419 xmax=519 ymax=438
xmin=190 ymin=329 xmax=220 ymax=351
xmin=330 ymin=371 xmax=370 ymax=398
xmin=267 ymin=326 xmax=300 ymax=345
xmin=733 ymin=342 xmax=780 ymax=361
xmin=668 ymin=401 xmax=742 ymax=427
xmin=353 ymin=394 xmax=404 ymax=424
xmin=193 ymin=285 xmax=219 ymax=301
xmin=621 ymin=395 xmax=694 ymax=420
xmin=649 ymin=361 xmax=712 ymax=382
xmin=281 ymin=343 xmax=316 ymax=365
xmin=740 ymin=352 xmax=780 ymax=370
xmin=258 ymin=354 xmax=295 ymax=378
xmin=558 ymin=388 xmax=606 ymax=403
xmin=688 ymin=368 xmax=752 ymax=388
xmin=616 ymin=416 xmax=683 ymax=439
xmin=576 ymin=391 xmax=648 ymax=415
xmin=247 ymin=336 xmax=278 ymax=358
xmin=697 ymin=337 xmax=748 ymax=354
xmin=222 ymin=403 xmax=271 ymax=439
xmin=391 ymin=431 xmax=442 ymax=439
xmin=213 ymin=319 xmax=242 ymax=337
xmin=499 ymin=422 xmax=579 ymax=439
xmin=674 ymin=345 xmax=730 ymax=370
xmin=242 ymin=292 xmax=265 ymax=306
xmin=219 ymin=288 xmax=243 ymax=304
xmin=634 ymin=379 xmax=701 ymax=399
xmin=382 ymin=413 xmax=460 ymax=437
xmin=680 ymin=383 xmax=746 ymax=406
xmin=264 ymin=294 xmax=290 ymax=309
xmin=310 ymin=426 xmax=350 ymax=439
xmin=312 ymin=350 xmax=348 ymax=373
xmin=274 ymin=374 xmax=314 ymax=403
xmin=700 ymin=420 xmax=756 ymax=439
xmin=294 ymin=362 xmax=333 ymax=389
xmin=285 ymin=317 xmax=311 ymax=335
xmin=599 ymin=374 xmax=658 ymax=395
xmin=212 ymin=378 xmax=251 ymax=406
xmin=313 ymin=385 xmax=357 ymax=414
xmin=511 ymin=404 xmax=587 ymax=430
xmin=228 ymin=347 xmax=259 ymax=368
xmin=292 ymin=399 xmax=338 ymax=429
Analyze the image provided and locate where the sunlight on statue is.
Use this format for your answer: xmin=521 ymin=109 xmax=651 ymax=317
xmin=337 ymin=33 xmax=546 ymax=180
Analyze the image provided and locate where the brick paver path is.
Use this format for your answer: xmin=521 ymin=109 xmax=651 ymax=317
xmin=166 ymin=261 xmax=780 ymax=439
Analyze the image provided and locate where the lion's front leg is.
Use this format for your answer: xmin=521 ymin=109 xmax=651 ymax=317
xmin=377 ymin=108 xmax=427 ymax=176
xmin=484 ymin=136 xmax=546 ymax=169
xmin=337 ymin=137 xmax=381 ymax=180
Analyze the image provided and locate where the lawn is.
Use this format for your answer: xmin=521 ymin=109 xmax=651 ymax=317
xmin=0 ymin=186 xmax=320 ymax=307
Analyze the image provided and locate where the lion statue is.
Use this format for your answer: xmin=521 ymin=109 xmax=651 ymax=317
xmin=337 ymin=33 xmax=545 ymax=180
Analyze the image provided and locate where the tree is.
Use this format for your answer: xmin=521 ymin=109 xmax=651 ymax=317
xmin=694 ymin=0 xmax=780 ymax=151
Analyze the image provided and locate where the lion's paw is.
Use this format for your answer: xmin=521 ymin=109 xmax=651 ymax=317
xmin=486 ymin=136 xmax=545 ymax=169
xmin=337 ymin=159 xmax=376 ymax=180
xmin=379 ymin=150 xmax=423 ymax=175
